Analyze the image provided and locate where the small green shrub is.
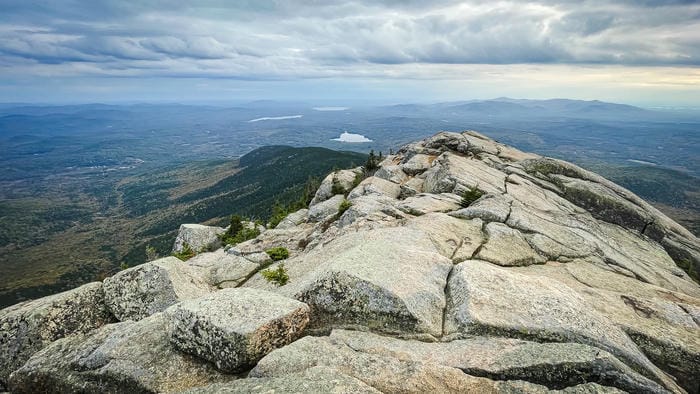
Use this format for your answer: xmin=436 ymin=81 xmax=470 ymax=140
xmin=228 ymin=215 xmax=244 ymax=237
xmin=460 ymin=187 xmax=484 ymax=208
xmin=145 ymin=245 xmax=159 ymax=261
xmin=266 ymin=246 xmax=289 ymax=261
xmin=119 ymin=262 xmax=130 ymax=270
xmin=173 ymin=242 xmax=196 ymax=261
xmin=338 ymin=199 xmax=352 ymax=216
xmin=268 ymin=202 xmax=289 ymax=229
xmin=261 ymin=263 xmax=289 ymax=286
xmin=351 ymin=172 xmax=364 ymax=189
xmin=219 ymin=217 xmax=261 ymax=245
xmin=331 ymin=177 xmax=346 ymax=195
xmin=364 ymin=150 xmax=381 ymax=173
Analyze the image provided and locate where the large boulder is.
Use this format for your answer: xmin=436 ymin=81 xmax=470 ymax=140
xmin=336 ymin=194 xmax=405 ymax=228
xmin=249 ymin=334 xmax=553 ymax=393
xmin=8 ymin=313 xmax=232 ymax=393
xmin=186 ymin=249 xmax=260 ymax=288
xmin=308 ymin=194 xmax=345 ymax=222
xmin=310 ymin=168 xmax=361 ymax=206
xmin=405 ymin=213 xmax=484 ymax=261
xmin=374 ymin=164 xmax=408 ymax=184
xmin=401 ymin=153 xmax=436 ymax=175
xmin=167 ymin=288 xmax=310 ymax=372
xmin=172 ymin=224 xmax=226 ymax=254
xmin=397 ymin=193 xmax=462 ymax=216
xmin=475 ymin=222 xmax=546 ymax=266
xmin=444 ymin=260 xmax=683 ymax=392
xmin=181 ymin=366 xmax=380 ymax=394
xmin=423 ymin=151 xmax=506 ymax=195
xmin=274 ymin=208 xmax=308 ymax=229
xmin=288 ymin=227 xmax=452 ymax=337
xmin=347 ymin=176 xmax=401 ymax=200
xmin=0 ymin=282 xmax=114 ymax=386
xmin=450 ymin=193 xmax=513 ymax=223
xmin=103 ymin=256 xmax=212 ymax=321
xmin=330 ymin=329 xmax=666 ymax=393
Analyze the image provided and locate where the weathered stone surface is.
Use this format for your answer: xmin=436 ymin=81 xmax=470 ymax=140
xmin=103 ymin=256 xmax=212 ymax=321
xmin=501 ymin=259 xmax=700 ymax=392
xmin=232 ymin=224 xmax=315 ymax=256
xmin=406 ymin=213 xmax=485 ymax=261
xmin=172 ymin=224 xmax=225 ymax=253
xmin=445 ymin=260 xmax=682 ymax=392
xmin=308 ymin=194 xmax=345 ymax=222
xmin=244 ymin=251 xmax=274 ymax=265
xmin=187 ymin=249 xmax=259 ymax=288
xmin=295 ymin=228 xmax=452 ymax=335
xmin=375 ymin=164 xmax=408 ymax=184
xmin=277 ymin=227 xmax=452 ymax=337
xmin=275 ymin=208 xmax=308 ymax=229
xmin=347 ymin=176 xmax=401 ymax=200
xmin=310 ymin=168 xmax=361 ymax=206
xmin=182 ymin=366 xmax=381 ymax=394
xmin=250 ymin=335 xmax=549 ymax=394
xmin=398 ymin=193 xmax=461 ymax=216
xmin=423 ymin=151 xmax=507 ymax=195
xmin=8 ymin=313 xmax=232 ymax=394
xmin=399 ymin=176 xmax=425 ymax=198
xmin=168 ymin=288 xmax=310 ymax=372
xmin=476 ymin=222 xmax=546 ymax=266
xmin=0 ymin=282 xmax=114 ymax=386
xmin=401 ymin=153 xmax=435 ymax=175
xmin=337 ymin=194 xmax=405 ymax=228
xmin=451 ymin=193 xmax=513 ymax=223
xmin=330 ymin=329 xmax=666 ymax=393
xmin=521 ymin=156 xmax=700 ymax=283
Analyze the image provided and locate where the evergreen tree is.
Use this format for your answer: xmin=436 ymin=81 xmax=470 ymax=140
xmin=228 ymin=214 xmax=244 ymax=236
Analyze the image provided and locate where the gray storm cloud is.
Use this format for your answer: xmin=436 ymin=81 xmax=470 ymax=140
xmin=0 ymin=0 xmax=698 ymax=79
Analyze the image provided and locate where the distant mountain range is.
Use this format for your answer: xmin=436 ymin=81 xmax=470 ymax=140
xmin=384 ymin=97 xmax=653 ymax=119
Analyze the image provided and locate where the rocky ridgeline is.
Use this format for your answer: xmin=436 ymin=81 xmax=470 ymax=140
xmin=1 ymin=131 xmax=699 ymax=393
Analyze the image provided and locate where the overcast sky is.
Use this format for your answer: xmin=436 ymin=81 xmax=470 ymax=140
xmin=1 ymin=0 xmax=699 ymax=105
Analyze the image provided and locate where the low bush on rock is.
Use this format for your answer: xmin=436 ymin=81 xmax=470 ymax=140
xmin=266 ymin=247 xmax=290 ymax=261
xmin=338 ymin=199 xmax=352 ymax=216
xmin=460 ymin=187 xmax=484 ymax=208
xmin=331 ymin=176 xmax=347 ymax=195
xmin=220 ymin=215 xmax=261 ymax=245
xmin=172 ymin=242 xmax=196 ymax=261
xmin=261 ymin=263 xmax=289 ymax=286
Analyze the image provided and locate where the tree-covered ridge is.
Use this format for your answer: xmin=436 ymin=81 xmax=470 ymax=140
xmin=0 ymin=146 xmax=366 ymax=308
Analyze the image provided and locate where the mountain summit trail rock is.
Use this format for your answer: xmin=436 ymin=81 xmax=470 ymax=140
xmin=2 ymin=130 xmax=699 ymax=393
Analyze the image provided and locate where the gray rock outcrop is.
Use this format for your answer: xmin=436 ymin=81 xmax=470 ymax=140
xmin=187 ymin=249 xmax=260 ymax=288
xmin=172 ymin=223 xmax=226 ymax=253
xmin=308 ymin=194 xmax=345 ymax=222
xmin=0 ymin=282 xmax=113 ymax=387
xmin=310 ymin=168 xmax=361 ymax=206
xmin=8 ymin=313 xmax=232 ymax=393
xmin=167 ymin=288 xmax=310 ymax=372
xmin=274 ymin=208 xmax=308 ymax=229
xmin=103 ymin=256 xmax=212 ymax=321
